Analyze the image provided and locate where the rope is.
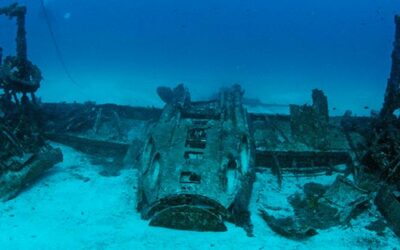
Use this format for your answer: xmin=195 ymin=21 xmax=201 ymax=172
xmin=39 ymin=0 xmax=80 ymax=88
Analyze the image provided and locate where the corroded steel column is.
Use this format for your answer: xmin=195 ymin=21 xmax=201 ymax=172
xmin=381 ymin=15 xmax=400 ymax=117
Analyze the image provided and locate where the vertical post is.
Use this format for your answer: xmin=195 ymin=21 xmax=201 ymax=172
xmin=381 ymin=15 xmax=400 ymax=117
xmin=312 ymin=89 xmax=329 ymax=123
xmin=15 ymin=6 xmax=28 ymax=80
xmin=0 ymin=47 xmax=3 ymax=66
xmin=0 ymin=4 xmax=28 ymax=80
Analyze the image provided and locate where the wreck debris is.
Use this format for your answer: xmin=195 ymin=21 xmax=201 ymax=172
xmin=349 ymin=15 xmax=400 ymax=236
xmin=260 ymin=176 xmax=369 ymax=239
xmin=317 ymin=176 xmax=369 ymax=224
xmin=360 ymin=16 xmax=400 ymax=187
xmin=375 ymin=185 xmax=400 ymax=237
xmin=290 ymin=89 xmax=329 ymax=149
xmin=0 ymin=3 xmax=44 ymax=153
xmin=365 ymin=218 xmax=389 ymax=236
xmin=41 ymin=102 xmax=161 ymax=166
xmin=42 ymin=102 xmax=161 ymax=134
xmin=381 ymin=15 xmax=400 ymax=118
xmin=137 ymin=84 xmax=255 ymax=233
xmin=0 ymin=3 xmax=62 ymax=201
xmin=256 ymin=150 xmax=352 ymax=175
xmin=46 ymin=133 xmax=129 ymax=161
xmin=290 ymin=176 xmax=369 ymax=229
xmin=259 ymin=209 xmax=318 ymax=240
xmin=0 ymin=2 xmax=396 ymax=244
xmin=157 ymin=83 xmax=191 ymax=107
xmin=0 ymin=3 xmax=42 ymax=104
xmin=251 ymin=109 xmax=353 ymax=178
xmin=0 ymin=147 xmax=62 ymax=201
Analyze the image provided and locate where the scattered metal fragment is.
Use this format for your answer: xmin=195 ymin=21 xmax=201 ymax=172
xmin=260 ymin=176 xmax=369 ymax=239
xmin=259 ymin=209 xmax=318 ymax=240
xmin=318 ymin=176 xmax=369 ymax=224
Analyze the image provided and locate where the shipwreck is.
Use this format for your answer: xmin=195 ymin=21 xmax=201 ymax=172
xmin=0 ymin=3 xmax=400 ymax=240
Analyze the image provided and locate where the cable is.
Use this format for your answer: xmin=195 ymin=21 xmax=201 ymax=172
xmin=39 ymin=0 xmax=80 ymax=88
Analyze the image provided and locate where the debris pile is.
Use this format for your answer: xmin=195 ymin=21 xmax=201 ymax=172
xmin=260 ymin=176 xmax=369 ymax=239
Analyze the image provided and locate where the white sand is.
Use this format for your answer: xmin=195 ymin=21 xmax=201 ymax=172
xmin=0 ymin=143 xmax=399 ymax=250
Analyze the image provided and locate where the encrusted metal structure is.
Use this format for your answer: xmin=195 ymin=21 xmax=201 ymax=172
xmin=0 ymin=3 xmax=62 ymax=201
xmin=0 ymin=3 xmax=42 ymax=104
xmin=381 ymin=15 xmax=400 ymax=118
xmin=367 ymin=15 xmax=400 ymax=237
xmin=137 ymin=85 xmax=255 ymax=232
xmin=1 ymin=2 xmax=398 ymax=239
xmin=290 ymin=89 xmax=329 ymax=149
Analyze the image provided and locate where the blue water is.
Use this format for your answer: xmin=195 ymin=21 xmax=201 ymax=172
xmin=1 ymin=0 xmax=399 ymax=115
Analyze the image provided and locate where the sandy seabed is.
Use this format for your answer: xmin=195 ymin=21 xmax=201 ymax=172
xmin=0 ymin=143 xmax=399 ymax=250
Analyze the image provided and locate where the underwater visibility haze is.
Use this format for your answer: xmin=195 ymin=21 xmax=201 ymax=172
xmin=1 ymin=0 xmax=399 ymax=114
xmin=2 ymin=0 xmax=400 ymax=249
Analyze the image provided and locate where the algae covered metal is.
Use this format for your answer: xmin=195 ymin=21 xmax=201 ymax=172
xmin=137 ymin=84 xmax=255 ymax=232
xmin=0 ymin=3 xmax=62 ymax=201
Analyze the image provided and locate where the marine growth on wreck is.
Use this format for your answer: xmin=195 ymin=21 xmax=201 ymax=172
xmin=0 ymin=1 xmax=400 ymax=249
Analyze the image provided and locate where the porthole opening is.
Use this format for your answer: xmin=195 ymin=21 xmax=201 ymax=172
xmin=180 ymin=171 xmax=201 ymax=184
xmin=185 ymin=128 xmax=207 ymax=149
xmin=142 ymin=137 xmax=155 ymax=173
xmin=149 ymin=153 xmax=161 ymax=189
xmin=226 ymin=156 xmax=238 ymax=194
